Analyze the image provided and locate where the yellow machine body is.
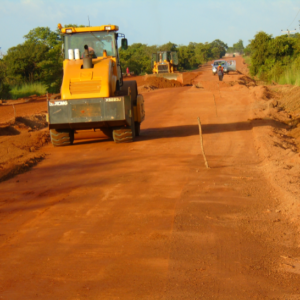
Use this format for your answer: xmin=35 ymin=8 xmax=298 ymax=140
xmin=47 ymin=24 xmax=145 ymax=146
xmin=60 ymin=25 xmax=121 ymax=100
xmin=151 ymin=51 xmax=183 ymax=83
xmin=61 ymin=56 xmax=118 ymax=100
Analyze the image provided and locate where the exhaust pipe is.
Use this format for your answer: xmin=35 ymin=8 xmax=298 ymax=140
xmin=83 ymin=44 xmax=93 ymax=69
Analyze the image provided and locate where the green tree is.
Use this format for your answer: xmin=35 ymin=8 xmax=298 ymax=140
xmin=119 ymin=43 xmax=153 ymax=75
xmin=24 ymin=27 xmax=61 ymax=48
xmin=228 ymin=39 xmax=244 ymax=54
xmin=0 ymin=59 xmax=11 ymax=99
xmin=249 ymin=31 xmax=297 ymax=81
xmin=249 ymin=31 xmax=272 ymax=76
xmin=210 ymin=39 xmax=228 ymax=58
xmin=4 ymin=41 xmax=49 ymax=84
xmin=159 ymin=42 xmax=177 ymax=52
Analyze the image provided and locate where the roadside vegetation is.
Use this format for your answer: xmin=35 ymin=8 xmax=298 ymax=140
xmin=10 ymin=83 xmax=47 ymax=99
xmin=245 ymin=31 xmax=300 ymax=86
xmin=243 ymin=55 xmax=251 ymax=66
xmin=277 ymin=61 xmax=300 ymax=86
xmin=0 ymin=24 xmax=82 ymax=100
xmin=0 ymin=26 xmax=229 ymax=100
xmin=119 ymin=40 xmax=228 ymax=75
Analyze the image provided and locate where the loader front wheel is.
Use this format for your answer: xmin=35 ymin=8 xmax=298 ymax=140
xmin=113 ymin=128 xmax=133 ymax=143
xmin=50 ymin=129 xmax=74 ymax=147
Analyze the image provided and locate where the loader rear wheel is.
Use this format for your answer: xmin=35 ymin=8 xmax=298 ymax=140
xmin=134 ymin=122 xmax=140 ymax=137
xmin=50 ymin=129 xmax=74 ymax=147
xmin=113 ymin=128 xmax=133 ymax=143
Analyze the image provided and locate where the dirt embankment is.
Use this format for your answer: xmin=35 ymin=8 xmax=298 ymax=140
xmin=124 ymin=71 xmax=202 ymax=93
xmin=0 ymin=95 xmax=49 ymax=182
xmin=220 ymin=58 xmax=300 ymax=232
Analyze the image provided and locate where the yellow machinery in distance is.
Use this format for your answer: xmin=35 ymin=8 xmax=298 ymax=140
xmin=151 ymin=51 xmax=183 ymax=83
xmin=47 ymin=24 xmax=145 ymax=146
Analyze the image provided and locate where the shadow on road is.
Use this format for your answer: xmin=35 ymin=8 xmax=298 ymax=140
xmin=137 ymin=118 xmax=286 ymax=141
xmin=65 ymin=118 xmax=286 ymax=146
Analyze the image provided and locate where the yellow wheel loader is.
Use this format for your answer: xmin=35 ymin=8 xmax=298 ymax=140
xmin=151 ymin=51 xmax=183 ymax=83
xmin=47 ymin=24 xmax=145 ymax=146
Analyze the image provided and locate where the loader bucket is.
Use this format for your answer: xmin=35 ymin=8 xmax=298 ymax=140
xmin=146 ymin=73 xmax=183 ymax=84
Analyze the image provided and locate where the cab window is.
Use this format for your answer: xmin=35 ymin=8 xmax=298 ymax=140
xmin=64 ymin=32 xmax=116 ymax=59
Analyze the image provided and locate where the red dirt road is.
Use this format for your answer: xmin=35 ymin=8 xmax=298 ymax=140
xmin=0 ymin=57 xmax=300 ymax=299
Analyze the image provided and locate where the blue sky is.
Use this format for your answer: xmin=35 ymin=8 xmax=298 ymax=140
xmin=0 ymin=0 xmax=299 ymax=54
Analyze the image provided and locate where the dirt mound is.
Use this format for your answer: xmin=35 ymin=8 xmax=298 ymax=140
xmin=144 ymin=77 xmax=182 ymax=88
xmin=268 ymin=85 xmax=300 ymax=144
xmin=250 ymin=86 xmax=274 ymax=100
xmin=279 ymin=86 xmax=300 ymax=115
xmin=15 ymin=115 xmax=48 ymax=131
xmin=125 ymin=71 xmax=202 ymax=89
xmin=138 ymin=85 xmax=159 ymax=93
xmin=0 ymin=114 xmax=50 ymax=182
xmin=237 ymin=75 xmax=256 ymax=87
xmin=0 ymin=100 xmax=47 ymax=125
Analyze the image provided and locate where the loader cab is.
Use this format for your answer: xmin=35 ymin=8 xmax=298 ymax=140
xmin=63 ymin=31 xmax=118 ymax=59
xmin=60 ymin=25 xmax=127 ymax=62
xmin=152 ymin=51 xmax=178 ymax=65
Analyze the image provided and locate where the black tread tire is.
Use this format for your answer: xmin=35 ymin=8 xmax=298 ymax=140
xmin=113 ymin=128 xmax=133 ymax=143
xmin=50 ymin=129 xmax=74 ymax=147
xmin=134 ymin=122 xmax=140 ymax=137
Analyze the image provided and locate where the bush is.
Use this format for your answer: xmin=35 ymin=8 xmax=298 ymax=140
xmin=243 ymin=55 xmax=251 ymax=66
xmin=10 ymin=82 xmax=47 ymax=99
xmin=249 ymin=31 xmax=297 ymax=82
xmin=278 ymin=62 xmax=300 ymax=86
xmin=0 ymin=82 xmax=11 ymax=99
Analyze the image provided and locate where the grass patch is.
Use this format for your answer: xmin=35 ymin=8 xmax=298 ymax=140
xmin=243 ymin=55 xmax=251 ymax=66
xmin=10 ymin=82 xmax=47 ymax=99
xmin=278 ymin=64 xmax=300 ymax=86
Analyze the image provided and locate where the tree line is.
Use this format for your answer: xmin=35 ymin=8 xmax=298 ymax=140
xmin=0 ymin=25 xmax=234 ymax=99
xmin=119 ymin=39 xmax=229 ymax=75
xmin=245 ymin=31 xmax=300 ymax=82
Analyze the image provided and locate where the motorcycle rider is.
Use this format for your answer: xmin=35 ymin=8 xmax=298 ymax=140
xmin=217 ymin=63 xmax=224 ymax=81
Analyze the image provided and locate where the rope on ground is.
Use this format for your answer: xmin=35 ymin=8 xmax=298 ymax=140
xmin=197 ymin=117 xmax=209 ymax=169
xmin=12 ymin=105 xmax=16 ymax=122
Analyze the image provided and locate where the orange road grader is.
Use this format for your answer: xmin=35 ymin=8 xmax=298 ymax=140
xmin=47 ymin=24 xmax=145 ymax=146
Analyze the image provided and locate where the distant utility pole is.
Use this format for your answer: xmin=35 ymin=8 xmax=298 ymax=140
xmin=281 ymin=29 xmax=297 ymax=37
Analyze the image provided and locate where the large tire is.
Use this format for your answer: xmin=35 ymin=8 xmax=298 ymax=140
xmin=50 ymin=129 xmax=74 ymax=147
xmin=134 ymin=122 xmax=140 ymax=137
xmin=120 ymin=81 xmax=138 ymax=104
xmin=113 ymin=128 xmax=133 ymax=143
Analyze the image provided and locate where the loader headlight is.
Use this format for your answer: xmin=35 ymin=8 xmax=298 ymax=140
xmin=66 ymin=29 xmax=73 ymax=33
xmin=105 ymin=26 xmax=111 ymax=30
